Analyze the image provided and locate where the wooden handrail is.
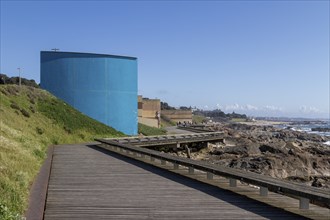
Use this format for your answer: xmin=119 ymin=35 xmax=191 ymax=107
xmin=96 ymin=138 xmax=330 ymax=208
xmin=103 ymin=132 xmax=224 ymax=147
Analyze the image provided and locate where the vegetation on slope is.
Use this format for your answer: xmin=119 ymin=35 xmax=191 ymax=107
xmin=194 ymin=109 xmax=248 ymax=120
xmin=192 ymin=115 xmax=207 ymax=124
xmin=138 ymin=123 xmax=167 ymax=136
xmin=0 ymin=85 xmax=124 ymax=219
xmin=160 ymin=114 xmax=176 ymax=127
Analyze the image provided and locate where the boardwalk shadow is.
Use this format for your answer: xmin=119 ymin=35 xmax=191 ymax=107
xmin=88 ymin=144 xmax=307 ymax=220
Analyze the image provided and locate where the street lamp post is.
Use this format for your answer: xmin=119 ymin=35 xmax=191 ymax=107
xmin=17 ymin=67 xmax=21 ymax=87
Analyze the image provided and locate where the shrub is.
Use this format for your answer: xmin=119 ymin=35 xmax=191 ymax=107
xmin=63 ymin=126 xmax=72 ymax=134
xmin=51 ymin=138 xmax=59 ymax=145
xmin=160 ymin=114 xmax=176 ymax=126
xmin=20 ymin=109 xmax=30 ymax=118
xmin=138 ymin=123 xmax=167 ymax=136
xmin=1 ymin=89 xmax=8 ymax=96
xmin=29 ymin=99 xmax=35 ymax=105
xmin=0 ymin=203 xmax=21 ymax=220
xmin=36 ymin=127 xmax=44 ymax=135
xmin=10 ymin=102 xmax=20 ymax=110
xmin=33 ymin=149 xmax=44 ymax=159
xmin=29 ymin=106 xmax=35 ymax=113
xmin=6 ymin=86 xmax=19 ymax=96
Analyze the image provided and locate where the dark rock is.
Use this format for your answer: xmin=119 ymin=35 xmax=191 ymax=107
xmin=210 ymin=149 xmax=224 ymax=155
xmin=312 ymin=177 xmax=323 ymax=188
xmin=259 ymin=144 xmax=283 ymax=154
xmin=312 ymin=161 xmax=319 ymax=169
xmin=288 ymin=149 xmax=294 ymax=155
xmin=176 ymin=121 xmax=330 ymax=189
xmin=220 ymin=144 xmax=261 ymax=157
xmin=307 ymin=147 xmax=330 ymax=156
xmin=311 ymin=127 xmax=330 ymax=132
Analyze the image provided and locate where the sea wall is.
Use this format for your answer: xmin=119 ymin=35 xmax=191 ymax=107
xmin=161 ymin=110 xmax=192 ymax=123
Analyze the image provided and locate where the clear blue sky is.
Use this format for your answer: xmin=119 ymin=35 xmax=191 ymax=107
xmin=1 ymin=1 xmax=329 ymax=118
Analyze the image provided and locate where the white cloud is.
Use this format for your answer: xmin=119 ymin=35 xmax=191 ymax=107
xmin=222 ymin=104 xmax=259 ymax=111
xmin=246 ymin=104 xmax=259 ymax=111
xmin=223 ymin=103 xmax=241 ymax=111
xmin=201 ymin=103 xmax=326 ymax=118
xmin=299 ymin=106 xmax=321 ymax=114
xmin=210 ymin=103 xmax=285 ymax=117
xmin=215 ymin=103 xmax=222 ymax=109
xmin=263 ymin=105 xmax=283 ymax=111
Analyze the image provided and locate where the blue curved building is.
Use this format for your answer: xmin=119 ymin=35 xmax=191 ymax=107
xmin=40 ymin=51 xmax=137 ymax=135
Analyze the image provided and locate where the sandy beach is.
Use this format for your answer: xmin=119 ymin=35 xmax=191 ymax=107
xmin=237 ymin=120 xmax=287 ymax=126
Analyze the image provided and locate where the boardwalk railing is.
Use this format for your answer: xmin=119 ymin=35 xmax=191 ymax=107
xmin=102 ymin=132 xmax=224 ymax=147
xmin=96 ymin=138 xmax=330 ymax=210
xmin=177 ymin=125 xmax=214 ymax=133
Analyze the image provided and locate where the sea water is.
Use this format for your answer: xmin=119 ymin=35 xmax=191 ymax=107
xmin=275 ymin=120 xmax=330 ymax=145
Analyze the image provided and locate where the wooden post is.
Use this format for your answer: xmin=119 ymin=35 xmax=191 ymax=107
xmin=173 ymin=163 xmax=179 ymax=169
xmin=189 ymin=167 xmax=194 ymax=174
xmin=150 ymin=156 xmax=155 ymax=162
xmin=161 ymin=159 xmax=166 ymax=165
xmin=260 ymin=187 xmax=268 ymax=196
xmin=174 ymin=142 xmax=179 ymax=152
xmin=185 ymin=145 xmax=191 ymax=159
xmin=299 ymin=197 xmax=309 ymax=209
xmin=207 ymin=172 xmax=213 ymax=180
xmin=229 ymin=178 xmax=237 ymax=187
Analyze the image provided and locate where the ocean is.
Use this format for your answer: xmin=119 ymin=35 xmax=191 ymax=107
xmin=274 ymin=120 xmax=330 ymax=145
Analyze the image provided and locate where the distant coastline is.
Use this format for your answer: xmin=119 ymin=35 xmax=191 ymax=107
xmin=238 ymin=119 xmax=330 ymax=137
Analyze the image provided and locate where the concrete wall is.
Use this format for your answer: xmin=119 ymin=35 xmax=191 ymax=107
xmin=40 ymin=51 xmax=138 ymax=135
xmin=138 ymin=96 xmax=160 ymax=127
xmin=138 ymin=96 xmax=143 ymax=117
xmin=138 ymin=117 xmax=159 ymax=128
xmin=161 ymin=110 xmax=192 ymax=123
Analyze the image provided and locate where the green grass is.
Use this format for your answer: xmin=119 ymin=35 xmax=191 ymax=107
xmin=160 ymin=114 xmax=176 ymax=127
xmin=138 ymin=123 xmax=167 ymax=136
xmin=0 ymin=85 xmax=125 ymax=219
xmin=230 ymin=118 xmax=247 ymax=122
xmin=192 ymin=115 xmax=207 ymax=124
xmin=37 ymin=96 xmax=123 ymax=136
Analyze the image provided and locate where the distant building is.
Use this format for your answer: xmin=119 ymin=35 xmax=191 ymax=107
xmin=138 ymin=96 xmax=160 ymax=128
xmin=40 ymin=51 xmax=138 ymax=135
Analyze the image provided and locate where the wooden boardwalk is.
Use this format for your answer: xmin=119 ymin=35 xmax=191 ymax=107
xmin=44 ymin=144 xmax=310 ymax=219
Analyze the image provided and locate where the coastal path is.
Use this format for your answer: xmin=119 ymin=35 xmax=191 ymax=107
xmin=28 ymin=141 xmax=329 ymax=219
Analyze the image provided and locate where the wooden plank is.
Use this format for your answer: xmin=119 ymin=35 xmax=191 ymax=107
xmin=44 ymin=144 xmax=308 ymax=219
xmin=96 ymin=139 xmax=330 ymax=206
xmin=108 ymin=145 xmax=330 ymax=220
xmin=104 ymin=132 xmax=224 ymax=145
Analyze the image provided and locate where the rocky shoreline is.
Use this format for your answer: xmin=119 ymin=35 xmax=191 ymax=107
xmin=311 ymin=127 xmax=330 ymax=132
xmin=175 ymin=123 xmax=330 ymax=188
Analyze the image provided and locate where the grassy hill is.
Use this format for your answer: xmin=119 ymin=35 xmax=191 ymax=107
xmin=138 ymin=123 xmax=167 ymax=136
xmin=0 ymin=85 xmax=125 ymax=219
